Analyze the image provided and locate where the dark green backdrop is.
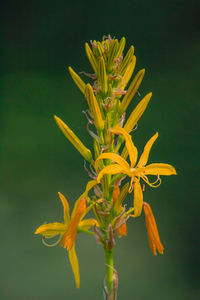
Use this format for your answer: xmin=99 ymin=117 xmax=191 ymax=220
xmin=1 ymin=0 xmax=199 ymax=299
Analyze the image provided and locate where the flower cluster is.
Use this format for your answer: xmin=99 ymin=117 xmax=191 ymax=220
xmin=35 ymin=35 xmax=176 ymax=296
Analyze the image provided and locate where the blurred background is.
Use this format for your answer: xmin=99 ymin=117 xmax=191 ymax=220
xmin=1 ymin=0 xmax=200 ymax=299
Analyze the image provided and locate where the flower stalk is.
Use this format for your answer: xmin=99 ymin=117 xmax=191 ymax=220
xmin=35 ymin=35 xmax=177 ymax=299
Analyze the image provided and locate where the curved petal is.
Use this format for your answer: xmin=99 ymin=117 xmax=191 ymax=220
xmin=58 ymin=192 xmax=70 ymax=225
xmin=110 ymin=127 xmax=138 ymax=167
xmin=133 ymin=179 xmax=143 ymax=217
xmin=95 ymin=152 xmax=130 ymax=171
xmin=137 ymin=132 xmax=158 ymax=168
xmin=97 ymin=164 xmax=131 ymax=183
xmin=68 ymin=245 xmax=80 ymax=288
xmin=34 ymin=222 xmax=67 ymax=236
xmin=60 ymin=199 xmax=86 ymax=250
xmin=72 ymin=180 xmax=97 ymax=218
xmin=79 ymin=218 xmax=98 ymax=230
xmin=144 ymin=163 xmax=177 ymax=176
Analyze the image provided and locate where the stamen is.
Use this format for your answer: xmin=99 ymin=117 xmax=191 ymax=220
xmin=142 ymin=175 xmax=162 ymax=188
xmin=42 ymin=236 xmax=62 ymax=247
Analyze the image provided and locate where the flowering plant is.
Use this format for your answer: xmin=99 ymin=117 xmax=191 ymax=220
xmin=35 ymin=35 xmax=176 ymax=299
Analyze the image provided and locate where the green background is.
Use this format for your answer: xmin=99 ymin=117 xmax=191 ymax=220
xmin=1 ymin=0 xmax=199 ymax=299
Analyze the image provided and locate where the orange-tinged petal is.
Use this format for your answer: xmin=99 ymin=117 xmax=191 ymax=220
xmin=68 ymin=245 xmax=80 ymax=288
xmin=95 ymin=152 xmax=130 ymax=172
xmin=79 ymin=218 xmax=98 ymax=230
xmin=137 ymin=132 xmax=159 ymax=168
xmin=97 ymin=164 xmax=131 ymax=183
xmin=143 ymin=202 xmax=164 ymax=255
xmin=133 ymin=179 xmax=143 ymax=217
xmin=110 ymin=127 xmax=138 ymax=168
xmin=113 ymin=186 xmax=120 ymax=204
xmin=58 ymin=192 xmax=70 ymax=226
xmin=60 ymin=198 xmax=86 ymax=250
xmin=144 ymin=163 xmax=177 ymax=176
xmin=114 ymin=183 xmax=129 ymax=212
xmin=71 ymin=180 xmax=97 ymax=217
xmin=34 ymin=222 xmax=67 ymax=236
xmin=117 ymin=222 xmax=127 ymax=238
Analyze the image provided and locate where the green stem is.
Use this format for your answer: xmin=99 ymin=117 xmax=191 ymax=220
xmin=105 ymin=249 xmax=114 ymax=292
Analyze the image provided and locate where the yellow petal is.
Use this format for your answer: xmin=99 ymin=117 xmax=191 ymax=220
xmin=68 ymin=245 xmax=80 ymax=288
xmin=85 ymin=84 xmax=104 ymax=131
xmin=144 ymin=163 xmax=177 ymax=176
xmin=110 ymin=127 xmax=138 ymax=168
xmin=95 ymin=152 xmax=130 ymax=172
xmin=124 ymin=92 xmax=152 ymax=133
xmin=34 ymin=222 xmax=67 ymax=236
xmin=97 ymin=164 xmax=130 ymax=183
xmin=137 ymin=132 xmax=159 ymax=168
xmin=85 ymin=42 xmax=98 ymax=74
xmin=120 ymin=69 xmax=145 ymax=114
xmin=79 ymin=218 xmax=98 ymax=230
xmin=133 ymin=179 xmax=143 ymax=217
xmin=54 ymin=115 xmax=93 ymax=163
xmin=68 ymin=67 xmax=86 ymax=95
xmin=98 ymin=57 xmax=107 ymax=94
xmin=58 ymin=192 xmax=70 ymax=226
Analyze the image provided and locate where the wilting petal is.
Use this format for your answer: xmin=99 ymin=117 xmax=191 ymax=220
xmin=137 ymin=132 xmax=158 ymax=168
xmin=58 ymin=192 xmax=70 ymax=226
xmin=113 ymin=186 xmax=120 ymax=204
xmin=110 ymin=127 xmax=138 ymax=167
xmin=144 ymin=163 xmax=177 ymax=176
xmin=143 ymin=202 xmax=164 ymax=255
xmin=79 ymin=218 xmax=98 ymax=230
xmin=54 ymin=115 xmax=93 ymax=163
xmin=68 ymin=245 xmax=80 ymax=288
xmin=117 ymin=223 xmax=127 ymax=238
xmin=60 ymin=199 xmax=86 ymax=250
xmin=114 ymin=183 xmax=129 ymax=212
xmin=133 ymin=179 xmax=143 ymax=217
xmin=34 ymin=222 xmax=67 ymax=236
xmin=95 ymin=152 xmax=130 ymax=172
xmin=97 ymin=164 xmax=130 ymax=183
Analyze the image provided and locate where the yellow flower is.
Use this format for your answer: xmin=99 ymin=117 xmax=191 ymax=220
xmin=143 ymin=202 xmax=164 ymax=255
xmin=35 ymin=180 xmax=97 ymax=288
xmin=96 ymin=127 xmax=176 ymax=217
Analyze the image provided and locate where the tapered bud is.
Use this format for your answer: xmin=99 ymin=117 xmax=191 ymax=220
xmin=85 ymin=84 xmax=104 ymax=131
xmin=124 ymin=92 xmax=152 ymax=133
xmin=85 ymin=42 xmax=98 ymax=74
xmin=119 ymin=46 xmax=134 ymax=76
xmin=107 ymin=224 xmax=115 ymax=250
xmin=68 ymin=67 xmax=86 ymax=95
xmin=98 ymin=57 xmax=108 ymax=94
xmin=54 ymin=115 xmax=93 ymax=162
xmin=120 ymin=69 xmax=145 ymax=114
